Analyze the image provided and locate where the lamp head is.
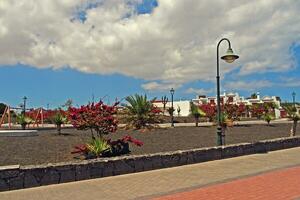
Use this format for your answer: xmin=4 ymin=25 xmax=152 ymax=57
xmin=170 ymin=88 xmax=175 ymax=95
xmin=221 ymin=48 xmax=239 ymax=63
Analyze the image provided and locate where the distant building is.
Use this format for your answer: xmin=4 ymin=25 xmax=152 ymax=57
xmin=192 ymin=91 xmax=282 ymax=119
xmin=153 ymin=92 xmax=284 ymax=119
xmin=192 ymin=92 xmax=281 ymax=108
xmin=152 ymin=100 xmax=191 ymax=117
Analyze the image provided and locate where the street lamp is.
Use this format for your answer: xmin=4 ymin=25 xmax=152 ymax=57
xmin=292 ymin=92 xmax=296 ymax=108
xmin=216 ymin=38 xmax=239 ymax=146
xmin=170 ymin=88 xmax=175 ymax=127
xmin=23 ymin=96 xmax=27 ymax=115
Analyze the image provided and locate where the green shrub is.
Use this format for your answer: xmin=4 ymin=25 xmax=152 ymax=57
xmin=124 ymin=94 xmax=161 ymax=129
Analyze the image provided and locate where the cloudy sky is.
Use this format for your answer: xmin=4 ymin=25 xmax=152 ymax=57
xmin=0 ymin=0 xmax=300 ymax=108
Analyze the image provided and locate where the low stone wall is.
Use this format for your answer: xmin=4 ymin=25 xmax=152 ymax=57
xmin=1 ymin=136 xmax=300 ymax=191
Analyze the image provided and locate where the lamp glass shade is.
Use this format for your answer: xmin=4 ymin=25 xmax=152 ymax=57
xmin=221 ymin=48 xmax=239 ymax=63
xmin=170 ymin=88 xmax=174 ymax=95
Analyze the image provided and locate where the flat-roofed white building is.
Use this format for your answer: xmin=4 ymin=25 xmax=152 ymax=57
xmin=152 ymin=100 xmax=191 ymax=117
xmin=192 ymin=92 xmax=282 ymax=118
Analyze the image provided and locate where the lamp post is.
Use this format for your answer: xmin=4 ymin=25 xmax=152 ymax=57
xmin=292 ymin=92 xmax=296 ymax=108
xmin=23 ymin=96 xmax=27 ymax=115
xmin=170 ymin=88 xmax=175 ymax=127
xmin=216 ymin=38 xmax=239 ymax=146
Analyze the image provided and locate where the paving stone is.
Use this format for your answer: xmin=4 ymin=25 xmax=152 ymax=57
xmin=24 ymin=170 xmax=40 ymax=188
xmin=253 ymin=142 xmax=267 ymax=154
xmin=133 ymin=157 xmax=145 ymax=172
xmin=113 ymin=159 xmax=135 ymax=175
xmin=0 ymin=178 xmax=9 ymax=192
xmin=0 ymin=169 xmax=20 ymax=179
xmin=161 ymin=153 xmax=181 ymax=168
xmin=89 ymin=162 xmax=104 ymax=178
xmin=57 ymin=165 xmax=76 ymax=183
xmin=151 ymin=155 xmax=163 ymax=169
xmin=102 ymin=161 xmax=114 ymax=177
xmin=75 ymin=164 xmax=90 ymax=181
xmin=8 ymin=174 xmax=24 ymax=190
xmin=40 ymin=168 xmax=60 ymax=186
xmin=241 ymin=143 xmax=256 ymax=155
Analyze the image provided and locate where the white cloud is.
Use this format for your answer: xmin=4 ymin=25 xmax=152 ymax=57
xmin=224 ymin=80 xmax=273 ymax=91
xmin=280 ymin=77 xmax=300 ymax=87
xmin=0 ymin=0 xmax=300 ymax=90
xmin=141 ymin=81 xmax=181 ymax=91
xmin=185 ymin=88 xmax=213 ymax=95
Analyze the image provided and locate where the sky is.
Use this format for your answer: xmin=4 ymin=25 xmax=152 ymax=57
xmin=0 ymin=0 xmax=300 ymax=108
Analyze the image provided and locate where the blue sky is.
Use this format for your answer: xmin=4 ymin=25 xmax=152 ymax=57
xmin=0 ymin=0 xmax=299 ymax=108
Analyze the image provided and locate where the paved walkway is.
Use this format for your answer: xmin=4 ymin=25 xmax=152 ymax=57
xmin=1 ymin=147 xmax=300 ymax=200
xmin=154 ymin=166 xmax=300 ymax=200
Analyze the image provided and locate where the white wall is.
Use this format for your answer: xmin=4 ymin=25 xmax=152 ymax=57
xmin=153 ymin=100 xmax=191 ymax=116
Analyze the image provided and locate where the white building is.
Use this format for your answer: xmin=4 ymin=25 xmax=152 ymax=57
xmin=152 ymin=92 xmax=282 ymax=118
xmin=152 ymin=100 xmax=191 ymax=117
xmin=192 ymin=92 xmax=282 ymax=118
xmin=192 ymin=92 xmax=281 ymax=108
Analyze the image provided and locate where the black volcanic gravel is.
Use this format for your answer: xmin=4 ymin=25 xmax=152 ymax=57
xmin=0 ymin=123 xmax=292 ymax=166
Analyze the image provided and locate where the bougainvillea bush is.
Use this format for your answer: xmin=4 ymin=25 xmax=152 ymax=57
xmin=69 ymin=101 xmax=119 ymax=138
xmin=199 ymin=104 xmax=217 ymax=122
xmin=69 ymin=101 xmax=143 ymax=159
xmin=26 ymin=109 xmax=67 ymax=124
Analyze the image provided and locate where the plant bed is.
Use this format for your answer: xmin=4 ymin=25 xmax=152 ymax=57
xmin=0 ymin=123 xmax=293 ymax=166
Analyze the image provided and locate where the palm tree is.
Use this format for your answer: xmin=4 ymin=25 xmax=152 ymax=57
xmin=16 ymin=114 xmax=33 ymax=130
xmin=190 ymin=104 xmax=205 ymax=127
xmin=284 ymin=105 xmax=300 ymax=136
xmin=124 ymin=94 xmax=159 ymax=129
xmin=52 ymin=112 xmax=67 ymax=134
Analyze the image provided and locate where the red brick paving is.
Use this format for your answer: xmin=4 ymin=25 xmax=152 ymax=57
xmin=153 ymin=166 xmax=300 ymax=200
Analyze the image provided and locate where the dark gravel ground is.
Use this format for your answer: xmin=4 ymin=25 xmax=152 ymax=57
xmin=0 ymin=123 xmax=293 ymax=166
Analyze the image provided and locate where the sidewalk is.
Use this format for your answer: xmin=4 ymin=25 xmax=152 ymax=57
xmin=154 ymin=166 xmax=300 ymax=200
xmin=1 ymin=147 xmax=300 ymax=200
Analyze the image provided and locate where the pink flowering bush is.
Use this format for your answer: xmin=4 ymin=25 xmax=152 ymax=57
xmin=69 ymin=101 xmax=143 ymax=158
xmin=69 ymin=101 xmax=119 ymax=138
xmin=199 ymin=104 xmax=217 ymax=122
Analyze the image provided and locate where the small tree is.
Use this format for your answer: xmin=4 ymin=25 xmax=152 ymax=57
xmin=70 ymin=101 xmax=143 ymax=158
xmin=199 ymin=104 xmax=216 ymax=122
xmin=263 ymin=113 xmax=273 ymax=126
xmin=190 ymin=104 xmax=205 ymax=127
xmin=16 ymin=114 xmax=33 ymax=130
xmin=284 ymin=105 xmax=300 ymax=137
xmin=223 ymin=102 xmax=238 ymax=120
xmin=0 ymin=103 xmax=6 ymax=115
xmin=124 ymin=94 xmax=160 ymax=129
xmin=250 ymin=93 xmax=257 ymax=99
xmin=177 ymin=106 xmax=181 ymax=116
xmin=62 ymin=99 xmax=73 ymax=109
xmin=52 ymin=110 xmax=67 ymax=134
xmin=69 ymin=101 xmax=118 ymax=139
xmin=161 ymin=96 xmax=168 ymax=115
xmin=167 ymin=107 xmax=175 ymax=116
xmin=250 ymin=104 xmax=265 ymax=119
